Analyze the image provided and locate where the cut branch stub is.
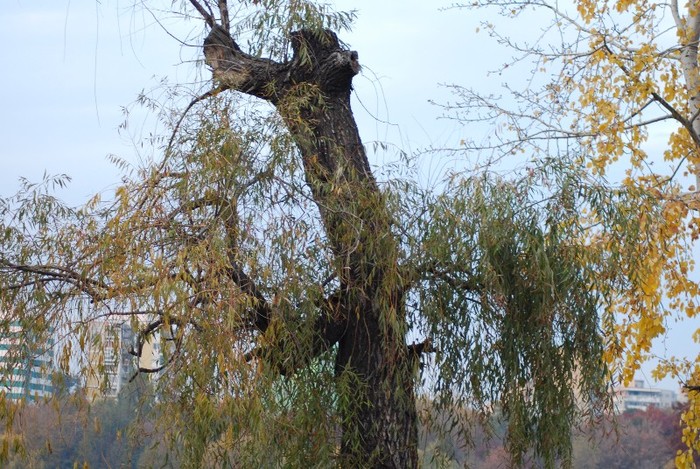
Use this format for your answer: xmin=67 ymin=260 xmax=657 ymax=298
xmin=203 ymin=25 xmax=361 ymax=102
xmin=203 ymin=24 xmax=283 ymax=102
xmin=289 ymin=29 xmax=361 ymax=94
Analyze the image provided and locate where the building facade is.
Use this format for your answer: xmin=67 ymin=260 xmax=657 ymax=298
xmin=613 ymin=379 xmax=678 ymax=413
xmin=0 ymin=322 xmax=54 ymax=402
xmin=85 ymin=318 xmax=161 ymax=399
xmin=85 ymin=320 xmax=135 ymax=399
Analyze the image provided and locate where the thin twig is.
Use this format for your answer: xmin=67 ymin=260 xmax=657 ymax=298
xmin=166 ymin=86 xmax=226 ymax=155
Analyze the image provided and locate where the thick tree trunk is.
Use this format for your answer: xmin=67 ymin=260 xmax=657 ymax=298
xmin=673 ymin=3 xmax=700 ymax=188
xmin=204 ymin=26 xmax=418 ymax=467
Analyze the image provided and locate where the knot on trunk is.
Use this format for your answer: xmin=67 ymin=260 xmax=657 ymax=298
xmin=291 ymin=29 xmax=361 ymax=94
xmin=291 ymin=29 xmax=340 ymax=62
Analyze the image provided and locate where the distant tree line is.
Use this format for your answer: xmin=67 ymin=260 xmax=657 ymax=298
xmin=4 ymin=390 xmax=695 ymax=468
xmin=419 ymin=398 xmax=695 ymax=469
xmin=1 ymin=379 xmax=169 ymax=469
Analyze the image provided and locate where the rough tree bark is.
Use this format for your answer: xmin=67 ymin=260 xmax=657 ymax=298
xmin=202 ymin=16 xmax=419 ymax=469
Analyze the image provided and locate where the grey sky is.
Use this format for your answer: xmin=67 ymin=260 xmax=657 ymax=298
xmin=1 ymin=1 xmax=695 ymax=392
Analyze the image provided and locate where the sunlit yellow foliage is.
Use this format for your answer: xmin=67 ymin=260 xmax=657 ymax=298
xmin=570 ymin=1 xmax=700 ymax=463
xmin=677 ymin=365 xmax=700 ymax=467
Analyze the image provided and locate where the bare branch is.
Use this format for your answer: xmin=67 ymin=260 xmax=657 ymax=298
xmin=599 ymin=42 xmax=700 ymax=151
xmin=189 ymin=0 xmax=216 ymax=29
xmin=0 ymin=259 xmax=108 ymax=300
xmin=129 ymin=355 xmax=175 ymax=383
xmin=244 ymin=291 xmax=346 ymax=376
xmin=218 ymin=0 xmax=230 ymax=32
xmin=408 ymin=338 xmax=435 ymax=357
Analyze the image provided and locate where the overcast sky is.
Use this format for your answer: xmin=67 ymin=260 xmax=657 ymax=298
xmin=1 ymin=0 xmax=695 ymax=391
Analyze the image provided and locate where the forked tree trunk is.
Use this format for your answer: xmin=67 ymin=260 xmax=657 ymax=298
xmin=204 ymin=26 xmax=418 ymax=468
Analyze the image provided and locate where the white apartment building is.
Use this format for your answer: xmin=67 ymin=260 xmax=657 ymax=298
xmin=0 ymin=321 xmax=54 ymax=402
xmin=86 ymin=320 xmax=135 ymax=399
xmin=613 ymin=379 xmax=679 ymax=413
xmin=85 ymin=318 xmax=161 ymax=399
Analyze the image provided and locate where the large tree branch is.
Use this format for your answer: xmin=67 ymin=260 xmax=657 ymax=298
xmin=0 ymin=259 xmax=109 ymax=301
xmin=189 ymin=0 xmax=216 ymax=29
xmin=225 ymin=261 xmax=273 ymax=331
xmin=219 ymin=190 xmax=274 ymax=332
xmin=204 ymin=24 xmax=285 ymax=102
xmin=245 ymin=290 xmax=346 ymax=376
xmin=401 ymin=258 xmax=481 ymax=296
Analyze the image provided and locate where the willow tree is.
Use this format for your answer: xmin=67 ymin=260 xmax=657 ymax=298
xmin=0 ymin=1 xmax=651 ymax=467
xmin=455 ymin=0 xmax=700 ymax=464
